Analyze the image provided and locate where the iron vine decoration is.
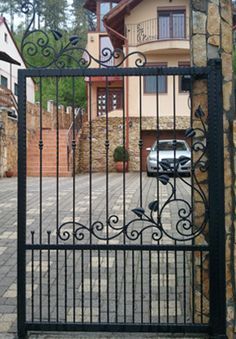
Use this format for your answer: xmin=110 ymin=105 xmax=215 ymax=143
xmin=21 ymin=1 xmax=147 ymax=69
xmin=58 ymin=106 xmax=209 ymax=243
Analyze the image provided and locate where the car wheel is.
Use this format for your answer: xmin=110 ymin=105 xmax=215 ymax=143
xmin=147 ymin=171 xmax=152 ymax=177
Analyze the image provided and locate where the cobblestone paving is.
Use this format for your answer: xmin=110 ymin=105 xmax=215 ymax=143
xmin=0 ymin=174 xmax=206 ymax=338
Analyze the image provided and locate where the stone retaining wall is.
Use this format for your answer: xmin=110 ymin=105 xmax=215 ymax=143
xmin=77 ymin=116 xmax=189 ymax=173
xmin=191 ymin=0 xmax=235 ymax=337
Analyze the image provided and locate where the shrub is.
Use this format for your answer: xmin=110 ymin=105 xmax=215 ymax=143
xmin=113 ymin=146 xmax=129 ymax=162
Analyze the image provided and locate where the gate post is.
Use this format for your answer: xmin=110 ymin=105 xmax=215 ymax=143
xmin=207 ymin=58 xmax=227 ymax=338
xmin=17 ymin=70 xmax=27 ymax=339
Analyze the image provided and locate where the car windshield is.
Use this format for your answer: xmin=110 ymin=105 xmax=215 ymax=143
xmin=152 ymin=141 xmax=187 ymax=151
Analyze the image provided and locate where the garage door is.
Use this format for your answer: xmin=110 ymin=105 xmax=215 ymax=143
xmin=141 ymin=130 xmax=186 ymax=171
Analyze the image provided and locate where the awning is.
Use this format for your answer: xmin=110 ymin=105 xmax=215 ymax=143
xmin=0 ymin=51 xmax=21 ymax=65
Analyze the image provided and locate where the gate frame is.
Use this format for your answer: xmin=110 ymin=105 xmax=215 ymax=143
xmin=17 ymin=59 xmax=226 ymax=338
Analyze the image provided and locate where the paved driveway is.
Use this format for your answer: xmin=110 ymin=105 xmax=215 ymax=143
xmin=0 ymin=174 xmax=202 ymax=339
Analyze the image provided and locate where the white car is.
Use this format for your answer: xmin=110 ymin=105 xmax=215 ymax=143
xmin=146 ymin=139 xmax=191 ymax=176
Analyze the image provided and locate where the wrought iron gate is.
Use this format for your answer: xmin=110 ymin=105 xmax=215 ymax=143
xmin=17 ymin=9 xmax=226 ymax=338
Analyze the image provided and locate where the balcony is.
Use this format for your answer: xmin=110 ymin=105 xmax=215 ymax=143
xmin=125 ymin=17 xmax=189 ymax=48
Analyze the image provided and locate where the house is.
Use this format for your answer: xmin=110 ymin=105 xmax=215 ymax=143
xmin=0 ymin=16 xmax=35 ymax=110
xmin=0 ymin=16 xmax=35 ymax=177
xmin=82 ymin=0 xmax=191 ymax=171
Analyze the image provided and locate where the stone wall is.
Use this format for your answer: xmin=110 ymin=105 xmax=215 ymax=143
xmin=191 ymin=0 xmax=235 ymax=337
xmin=77 ymin=116 xmax=189 ymax=173
xmin=0 ymin=110 xmax=17 ymax=176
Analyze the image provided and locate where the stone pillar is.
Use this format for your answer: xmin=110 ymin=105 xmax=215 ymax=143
xmin=191 ymin=1 xmax=235 ymax=337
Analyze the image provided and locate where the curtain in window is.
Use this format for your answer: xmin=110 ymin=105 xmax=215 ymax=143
xmin=173 ymin=13 xmax=185 ymax=38
xmin=159 ymin=15 xmax=170 ymax=39
xmin=144 ymin=75 xmax=166 ymax=93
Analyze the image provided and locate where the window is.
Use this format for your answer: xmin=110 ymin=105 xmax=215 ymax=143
xmin=0 ymin=75 xmax=8 ymax=88
xmin=4 ymin=33 xmax=7 ymax=42
xmin=158 ymin=10 xmax=185 ymax=39
xmin=100 ymin=36 xmax=114 ymax=67
xmin=14 ymin=83 xmax=18 ymax=96
xmin=99 ymin=2 xmax=117 ymax=32
xmin=144 ymin=64 xmax=167 ymax=94
xmin=178 ymin=61 xmax=190 ymax=92
xmin=97 ymin=88 xmax=123 ymax=116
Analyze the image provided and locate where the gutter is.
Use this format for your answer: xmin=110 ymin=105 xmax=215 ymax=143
xmin=103 ymin=21 xmax=130 ymax=159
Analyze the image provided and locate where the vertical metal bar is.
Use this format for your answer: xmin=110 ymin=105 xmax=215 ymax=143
xmin=72 ymin=77 xmax=76 ymax=323
xmin=174 ymin=244 xmax=178 ymax=324
xmin=149 ymin=250 xmax=152 ymax=323
xmin=65 ymin=249 xmax=67 ymax=322
xmin=157 ymin=244 xmax=160 ymax=323
xmin=105 ymin=76 xmax=110 ymax=323
xmin=56 ymin=77 xmax=59 ymax=323
xmin=98 ymin=249 xmax=101 ymax=323
xmin=200 ymin=251 xmax=203 ymax=323
xmin=122 ymin=76 xmax=127 ymax=324
xmin=207 ymin=59 xmax=226 ymax=337
xmin=173 ymin=75 xmax=177 ymax=198
xmin=31 ymin=231 xmax=35 ymax=323
xmin=139 ymin=76 xmax=143 ymax=207
xmin=115 ymin=250 xmax=118 ymax=323
xmin=17 ymin=70 xmax=27 ymax=338
xmin=139 ymin=76 xmax=144 ymax=325
xmin=81 ymin=249 xmax=84 ymax=323
xmin=189 ymin=74 xmax=196 ymax=326
xmin=192 ymin=250 xmax=195 ymax=324
xmin=183 ymin=250 xmax=186 ymax=324
xmin=39 ymin=76 xmax=43 ymax=323
xmin=89 ymin=77 xmax=93 ymax=323
xmin=47 ymin=231 xmax=51 ymax=322
xmin=156 ymin=75 xmax=160 ymax=205
xmin=132 ymin=250 xmax=135 ymax=323
xmin=166 ymin=250 xmax=169 ymax=323
xmin=140 ymin=246 xmax=143 ymax=324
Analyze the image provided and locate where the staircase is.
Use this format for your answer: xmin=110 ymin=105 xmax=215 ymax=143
xmin=27 ymin=129 xmax=71 ymax=177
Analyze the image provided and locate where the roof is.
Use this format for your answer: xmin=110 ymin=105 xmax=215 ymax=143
xmin=84 ymin=0 xmax=121 ymax=13
xmin=103 ymin=0 xmax=142 ymax=48
xmin=0 ymin=51 xmax=21 ymax=65
xmin=0 ymin=17 xmax=28 ymax=69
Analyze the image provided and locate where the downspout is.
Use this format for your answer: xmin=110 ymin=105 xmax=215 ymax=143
xmin=103 ymin=22 xmax=130 ymax=155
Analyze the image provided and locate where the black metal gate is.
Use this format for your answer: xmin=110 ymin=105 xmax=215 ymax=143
xmin=17 ymin=10 xmax=226 ymax=339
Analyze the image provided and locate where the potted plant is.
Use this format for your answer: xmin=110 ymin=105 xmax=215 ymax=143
xmin=113 ymin=145 xmax=129 ymax=172
xmin=5 ymin=167 xmax=13 ymax=177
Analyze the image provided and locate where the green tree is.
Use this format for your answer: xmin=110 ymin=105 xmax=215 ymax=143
xmin=41 ymin=0 xmax=68 ymax=29
xmin=0 ymin=0 xmax=21 ymax=32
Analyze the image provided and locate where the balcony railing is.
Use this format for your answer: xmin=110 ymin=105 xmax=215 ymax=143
xmin=125 ymin=17 xmax=189 ymax=46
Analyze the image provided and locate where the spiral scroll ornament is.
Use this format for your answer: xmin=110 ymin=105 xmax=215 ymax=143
xmin=21 ymin=1 xmax=147 ymax=69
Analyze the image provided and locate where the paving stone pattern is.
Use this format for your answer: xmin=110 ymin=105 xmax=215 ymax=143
xmin=0 ymin=174 xmax=206 ymax=338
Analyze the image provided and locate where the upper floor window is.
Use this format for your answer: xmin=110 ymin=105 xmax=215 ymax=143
xmin=144 ymin=64 xmax=167 ymax=94
xmin=99 ymin=2 xmax=117 ymax=32
xmin=158 ymin=10 xmax=185 ymax=39
xmin=4 ymin=33 xmax=8 ymax=42
xmin=0 ymin=75 xmax=8 ymax=88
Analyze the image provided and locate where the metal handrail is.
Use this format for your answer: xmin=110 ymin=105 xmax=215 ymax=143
xmin=125 ymin=16 xmax=189 ymax=46
xmin=67 ymin=107 xmax=84 ymax=171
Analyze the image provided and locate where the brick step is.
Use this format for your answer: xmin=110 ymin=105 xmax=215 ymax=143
xmin=27 ymin=129 xmax=71 ymax=177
